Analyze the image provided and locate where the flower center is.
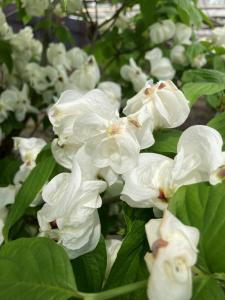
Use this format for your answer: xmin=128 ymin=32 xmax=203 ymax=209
xmin=107 ymin=122 xmax=124 ymax=136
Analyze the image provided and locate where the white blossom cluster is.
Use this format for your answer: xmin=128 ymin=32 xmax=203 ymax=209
xmin=0 ymin=7 xmax=123 ymax=148
xmin=35 ymin=77 xmax=225 ymax=299
xmin=35 ymin=79 xmax=190 ymax=259
xmin=120 ymin=19 xmax=207 ymax=92
xmin=0 ymin=136 xmax=46 ymax=244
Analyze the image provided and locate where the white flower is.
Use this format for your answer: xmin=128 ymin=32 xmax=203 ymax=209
xmin=191 ymin=54 xmax=207 ymax=69
xmin=121 ymin=153 xmax=174 ymax=210
xmin=67 ymin=47 xmax=88 ymax=70
xmin=67 ymin=0 xmax=83 ymax=13
xmin=49 ymin=89 xmax=118 ymax=144
xmin=149 ymin=20 xmax=176 ymax=44
xmin=98 ymin=81 xmax=121 ymax=108
xmin=73 ymin=113 xmax=140 ymax=174
xmin=47 ymin=43 xmax=70 ymax=70
xmin=14 ymin=137 xmax=46 ymax=165
xmin=170 ymin=45 xmax=188 ymax=65
xmin=38 ymin=159 xmax=106 ymax=259
xmin=212 ymin=26 xmax=225 ymax=47
xmin=13 ymin=137 xmax=46 ymax=185
xmin=175 ymin=125 xmax=225 ymax=186
xmin=0 ymin=90 xmax=15 ymax=123
xmin=174 ymin=23 xmax=192 ymax=45
xmin=120 ymin=58 xmax=148 ymax=92
xmin=0 ymin=185 xmax=16 ymax=245
xmin=51 ymin=137 xmax=82 ymax=170
xmin=145 ymin=48 xmax=175 ymax=81
xmin=21 ymin=0 xmax=49 ymax=16
xmin=0 ymin=23 xmax=13 ymax=40
xmin=123 ymin=80 xmax=190 ymax=129
xmin=69 ymin=56 xmax=100 ymax=91
xmin=121 ymin=125 xmax=225 ymax=210
xmin=105 ymin=239 xmax=122 ymax=280
xmin=145 ymin=210 xmax=199 ymax=300
xmin=10 ymin=27 xmax=42 ymax=61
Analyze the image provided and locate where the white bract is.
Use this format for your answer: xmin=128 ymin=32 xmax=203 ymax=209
xmin=211 ymin=26 xmax=225 ymax=47
xmin=73 ymin=109 xmax=140 ymax=174
xmin=38 ymin=159 xmax=106 ymax=259
xmin=0 ymin=185 xmax=16 ymax=245
xmin=176 ymin=125 xmax=225 ymax=185
xmin=13 ymin=137 xmax=46 ymax=184
xmin=105 ymin=239 xmax=122 ymax=279
xmin=69 ymin=56 xmax=100 ymax=91
xmin=49 ymin=89 xmax=118 ymax=144
xmin=98 ymin=81 xmax=121 ymax=108
xmin=191 ymin=54 xmax=207 ymax=69
xmin=121 ymin=125 xmax=225 ymax=210
xmin=21 ymin=0 xmax=49 ymax=16
xmin=149 ymin=20 xmax=176 ymax=44
xmin=10 ymin=27 xmax=42 ymax=62
xmin=145 ymin=48 xmax=175 ymax=80
xmin=0 ymin=84 xmax=36 ymax=122
xmin=174 ymin=23 xmax=192 ymax=45
xmin=47 ymin=43 xmax=70 ymax=70
xmin=123 ymin=80 xmax=190 ymax=129
xmin=25 ymin=63 xmax=57 ymax=93
xmin=120 ymin=58 xmax=148 ymax=92
xmin=67 ymin=47 xmax=88 ymax=70
xmin=170 ymin=45 xmax=188 ymax=65
xmin=145 ymin=210 xmax=199 ymax=300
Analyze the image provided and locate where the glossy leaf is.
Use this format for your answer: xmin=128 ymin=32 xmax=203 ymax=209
xmin=192 ymin=276 xmax=225 ymax=300
xmin=208 ymin=112 xmax=225 ymax=149
xmin=0 ymin=238 xmax=78 ymax=300
xmin=72 ymin=236 xmax=107 ymax=293
xmin=169 ymin=182 xmax=225 ymax=273
xmin=3 ymin=151 xmax=55 ymax=240
xmin=104 ymin=205 xmax=152 ymax=300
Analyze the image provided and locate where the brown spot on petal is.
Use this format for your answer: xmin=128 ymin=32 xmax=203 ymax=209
xmin=158 ymin=82 xmax=166 ymax=89
xmin=152 ymin=238 xmax=168 ymax=257
xmin=50 ymin=220 xmax=58 ymax=229
xmin=218 ymin=166 xmax=225 ymax=178
xmin=128 ymin=117 xmax=141 ymax=128
xmin=158 ymin=189 xmax=168 ymax=203
xmin=144 ymin=87 xmax=152 ymax=96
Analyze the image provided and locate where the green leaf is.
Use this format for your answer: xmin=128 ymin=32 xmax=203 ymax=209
xmin=182 ymin=69 xmax=225 ymax=84
xmin=104 ymin=205 xmax=152 ymax=300
xmin=182 ymin=82 xmax=225 ymax=104
xmin=3 ymin=151 xmax=55 ymax=240
xmin=186 ymin=43 xmax=206 ymax=62
xmin=0 ymin=41 xmax=13 ymax=72
xmin=208 ymin=112 xmax=225 ymax=148
xmin=174 ymin=0 xmax=202 ymax=27
xmin=169 ymin=182 xmax=225 ymax=273
xmin=213 ymin=56 xmax=225 ymax=73
xmin=72 ymin=236 xmax=107 ymax=293
xmin=139 ymin=0 xmax=158 ymax=26
xmin=146 ymin=129 xmax=181 ymax=155
xmin=192 ymin=276 xmax=225 ymax=300
xmin=0 ymin=237 xmax=78 ymax=300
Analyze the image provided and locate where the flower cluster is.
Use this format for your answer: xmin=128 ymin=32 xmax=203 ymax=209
xmin=120 ymin=19 xmax=207 ymax=92
xmin=145 ymin=210 xmax=199 ymax=300
xmin=38 ymin=79 xmax=190 ymax=258
xmin=0 ymin=136 xmax=46 ymax=243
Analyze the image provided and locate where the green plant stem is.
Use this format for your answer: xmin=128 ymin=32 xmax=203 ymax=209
xmin=78 ymin=280 xmax=147 ymax=300
xmin=192 ymin=266 xmax=205 ymax=277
